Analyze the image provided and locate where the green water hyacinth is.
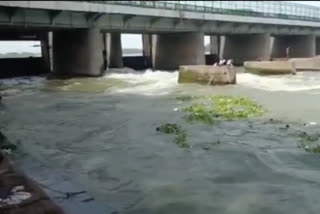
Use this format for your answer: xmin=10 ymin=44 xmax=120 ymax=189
xmin=182 ymin=95 xmax=266 ymax=124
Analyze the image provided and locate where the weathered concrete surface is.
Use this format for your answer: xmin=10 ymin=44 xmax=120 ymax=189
xmin=223 ymin=34 xmax=271 ymax=65
xmin=109 ymin=32 xmax=123 ymax=68
xmin=53 ymin=29 xmax=104 ymax=77
xmin=271 ymin=35 xmax=316 ymax=58
xmin=289 ymin=56 xmax=320 ymax=71
xmin=154 ymin=32 xmax=205 ymax=70
xmin=178 ymin=65 xmax=236 ymax=85
xmin=244 ymin=61 xmax=296 ymax=75
xmin=0 ymin=152 xmax=65 ymax=214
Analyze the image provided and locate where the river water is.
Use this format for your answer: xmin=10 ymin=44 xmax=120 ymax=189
xmin=1 ymin=69 xmax=320 ymax=214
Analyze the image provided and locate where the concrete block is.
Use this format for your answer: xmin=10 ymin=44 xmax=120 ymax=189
xmin=178 ymin=65 xmax=236 ymax=85
xmin=244 ymin=61 xmax=296 ymax=75
xmin=289 ymin=56 xmax=320 ymax=71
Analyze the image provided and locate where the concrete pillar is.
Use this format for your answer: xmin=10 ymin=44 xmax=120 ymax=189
xmin=316 ymin=37 xmax=320 ymax=56
xmin=209 ymin=35 xmax=220 ymax=55
xmin=109 ymin=32 xmax=123 ymax=68
xmin=223 ymin=33 xmax=271 ymax=64
xmin=48 ymin=32 xmax=53 ymax=72
xmin=53 ymin=29 xmax=104 ymax=76
xmin=152 ymin=35 xmax=157 ymax=69
xmin=154 ymin=32 xmax=205 ymax=70
xmin=271 ymin=35 xmax=316 ymax=58
xmin=40 ymin=33 xmax=51 ymax=72
xmin=142 ymin=34 xmax=153 ymax=68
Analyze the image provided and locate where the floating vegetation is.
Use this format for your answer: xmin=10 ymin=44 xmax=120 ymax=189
xmin=183 ymin=104 xmax=215 ymax=125
xmin=156 ymin=123 xmax=190 ymax=148
xmin=182 ymin=95 xmax=265 ymax=125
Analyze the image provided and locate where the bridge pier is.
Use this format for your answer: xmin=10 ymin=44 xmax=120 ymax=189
xmin=209 ymin=35 xmax=220 ymax=56
xmin=316 ymin=37 xmax=320 ymax=55
xmin=271 ymin=35 xmax=316 ymax=58
xmin=52 ymin=29 xmax=104 ymax=76
xmin=108 ymin=32 xmax=123 ymax=68
xmin=142 ymin=34 xmax=153 ymax=68
xmin=154 ymin=32 xmax=205 ymax=70
xmin=40 ymin=32 xmax=52 ymax=72
xmin=223 ymin=33 xmax=271 ymax=64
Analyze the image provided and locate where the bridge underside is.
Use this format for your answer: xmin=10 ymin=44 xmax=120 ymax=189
xmin=1 ymin=2 xmax=320 ymax=76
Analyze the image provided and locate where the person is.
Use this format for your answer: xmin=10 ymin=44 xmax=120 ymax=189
xmin=286 ymin=46 xmax=290 ymax=59
xmin=218 ymin=59 xmax=226 ymax=66
xmin=226 ymin=59 xmax=233 ymax=66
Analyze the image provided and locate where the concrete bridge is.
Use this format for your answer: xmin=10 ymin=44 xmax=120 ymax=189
xmin=1 ymin=1 xmax=320 ymax=75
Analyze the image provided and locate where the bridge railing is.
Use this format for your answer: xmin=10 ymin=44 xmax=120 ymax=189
xmin=91 ymin=1 xmax=320 ymax=22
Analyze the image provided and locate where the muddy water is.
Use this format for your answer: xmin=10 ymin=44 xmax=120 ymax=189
xmin=1 ymin=69 xmax=320 ymax=213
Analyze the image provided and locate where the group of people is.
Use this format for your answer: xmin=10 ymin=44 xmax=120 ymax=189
xmin=213 ymin=59 xmax=233 ymax=67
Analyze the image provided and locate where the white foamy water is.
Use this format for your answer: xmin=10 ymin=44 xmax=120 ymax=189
xmin=104 ymin=69 xmax=179 ymax=96
xmin=237 ymin=72 xmax=320 ymax=92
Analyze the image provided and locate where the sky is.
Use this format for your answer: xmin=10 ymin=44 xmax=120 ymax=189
xmin=0 ymin=1 xmax=319 ymax=53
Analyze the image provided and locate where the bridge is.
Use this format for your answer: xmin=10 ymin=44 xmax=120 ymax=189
xmin=0 ymin=1 xmax=320 ymax=75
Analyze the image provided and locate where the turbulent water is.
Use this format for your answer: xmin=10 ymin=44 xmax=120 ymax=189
xmin=1 ymin=69 xmax=320 ymax=213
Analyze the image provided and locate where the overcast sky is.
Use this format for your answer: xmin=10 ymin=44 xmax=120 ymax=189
xmin=0 ymin=1 xmax=319 ymax=53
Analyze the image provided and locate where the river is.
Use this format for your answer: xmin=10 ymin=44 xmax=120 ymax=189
xmin=1 ymin=69 xmax=320 ymax=214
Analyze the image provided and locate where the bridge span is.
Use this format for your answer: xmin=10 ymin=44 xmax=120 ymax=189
xmin=1 ymin=1 xmax=320 ymax=75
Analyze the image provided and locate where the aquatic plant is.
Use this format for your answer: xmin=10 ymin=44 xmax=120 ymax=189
xmin=156 ymin=123 xmax=190 ymax=148
xmin=183 ymin=104 xmax=215 ymax=125
xmin=182 ymin=95 xmax=265 ymax=124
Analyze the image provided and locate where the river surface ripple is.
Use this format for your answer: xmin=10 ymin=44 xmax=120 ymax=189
xmin=1 ymin=69 xmax=320 ymax=213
